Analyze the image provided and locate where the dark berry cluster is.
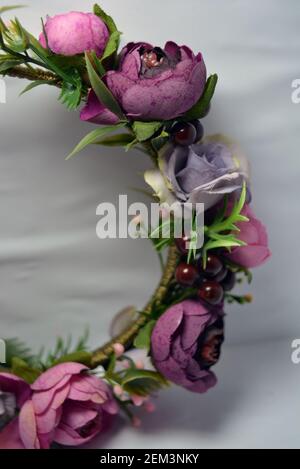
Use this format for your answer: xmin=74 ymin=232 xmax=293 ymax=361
xmin=175 ymin=237 xmax=236 ymax=306
xmin=171 ymin=120 xmax=204 ymax=146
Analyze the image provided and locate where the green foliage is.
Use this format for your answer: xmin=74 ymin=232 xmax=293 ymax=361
xmin=225 ymin=293 xmax=253 ymax=305
xmin=59 ymin=69 xmax=82 ymax=110
xmin=85 ymin=51 xmax=125 ymax=119
xmin=52 ymin=351 xmax=92 ymax=367
xmin=202 ymin=183 xmax=249 ymax=267
xmin=4 ymin=338 xmax=35 ymax=368
xmin=183 ymin=74 xmax=218 ymax=120
xmin=121 ymin=369 xmax=169 ymax=397
xmin=132 ymin=121 xmax=163 ymax=142
xmin=19 ymin=79 xmax=56 ymax=95
xmin=39 ymin=330 xmax=90 ymax=369
xmin=93 ymin=132 xmax=135 ymax=147
xmin=66 ymin=122 xmax=127 ymax=159
xmin=133 ymin=320 xmax=156 ymax=351
xmin=101 ymin=30 xmax=121 ymax=64
xmin=0 ymin=5 xmax=26 ymax=15
xmin=11 ymin=357 xmax=41 ymax=384
xmin=93 ymin=4 xmax=119 ymax=35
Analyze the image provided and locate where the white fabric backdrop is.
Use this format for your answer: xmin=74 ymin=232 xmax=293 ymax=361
xmin=0 ymin=0 xmax=300 ymax=449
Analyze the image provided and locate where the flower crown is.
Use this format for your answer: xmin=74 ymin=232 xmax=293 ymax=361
xmin=0 ymin=4 xmax=271 ymax=449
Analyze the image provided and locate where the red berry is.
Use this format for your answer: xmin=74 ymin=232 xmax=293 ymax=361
xmin=199 ymin=254 xmax=223 ymax=277
xmin=175 ymin=262 xmax=198 ymax=286
xmin=198 ymin=280 xmax=224 ymax=305
xmin=175 ymin=235 xmax=190 ymax=254
xmin=192 ymin=120 xmax=204 ymax=142
xmin=172 ymin=122 xmax=197 ymax=146
xmin=222 ymin=270 xmax=236 ymax=292
xmin=214 ymin=267 xmax=228 ymax=283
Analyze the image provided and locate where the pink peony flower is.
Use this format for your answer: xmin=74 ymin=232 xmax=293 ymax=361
xmin=226 ymin=204 xmax=271 ymax=268
xmin=39 ymin=12 xmax=109 ymax=57
xmin=0 ymin=363 xmax=118 ymax=449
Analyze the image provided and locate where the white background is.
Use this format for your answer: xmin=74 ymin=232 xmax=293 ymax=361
xmin=0 ymin=0 xmax=300 ymax=449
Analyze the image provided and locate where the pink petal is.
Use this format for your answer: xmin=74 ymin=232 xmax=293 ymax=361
xmin=80 ymin=90 xmax=119 ymax=125
xmin=18 ymin=400 xmax=39 ymax=449
xmin=0 ymin=373 xmax=31 ymax=407
xmin=0 ymin=418 xmax=25 ymax=449
xmin=32 ymin=379 xmax=70 ymax=414
xmin=151 ymin=304 xmax=184 ymax=362
xmin=32 ymin=363 xmax=87 ymax=391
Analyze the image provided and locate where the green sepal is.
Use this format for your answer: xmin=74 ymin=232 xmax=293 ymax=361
xmin=11 ymin=357 xmax=41 ymax=384
xmin=183 ymin=74 xmax=218 ymax=120
xmin=101 ymin=30 xmax=121 ymax=64
xmin=133 ymin=320 xmax=156 ymax=351
xmin=59 ymin=70 xmax=82 ymax=110
xmin=93 ymin=4 xmax=118 ymax=35
xmin=0 ymin=5 xmax=26 ymax=15
xmin=132 ymin=121 xmax=163 ymax=142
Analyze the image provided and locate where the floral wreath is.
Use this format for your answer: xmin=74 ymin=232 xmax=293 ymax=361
xmin=0 ymin=4 xmax=271 ymax=449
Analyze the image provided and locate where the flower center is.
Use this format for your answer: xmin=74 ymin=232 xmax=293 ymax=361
xmin=141 ymin=51 xmax=163 ymax=69
xmin=195 ymin=318 xmax=224 ymax=369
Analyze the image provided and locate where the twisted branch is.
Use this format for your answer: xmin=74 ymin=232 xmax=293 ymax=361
xmin=91 ymin=244 xmax=179 ymax=367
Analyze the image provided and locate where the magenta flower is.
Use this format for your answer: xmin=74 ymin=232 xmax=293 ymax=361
xmin=81 ymin=41 xmax=207 ymax=123
xmin=226 ymin=204 xmax=271 ymax=268
xmin=151 ymin=300 xmax=224 ymax=393
xmin=0 ymin=363 xmax=118 ymax=449
xmin=39 ymin=12 xmax=109 ymax=57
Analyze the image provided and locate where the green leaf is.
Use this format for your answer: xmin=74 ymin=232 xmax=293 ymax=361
xmin=184 ymin=74 xmax=218 ymax=120
xmin=19 ymin=79 xmax=54 ymax=96
xmin=52 ymin=351 xmax=92 ymax=367
xmin=0 ymin=5 xmax=26 ymax=15
xmin=121 ymin=369 xmax=169 ymax=397
xmin=11 ymin=357 xmax=41 ymax=384
xmin=0 ymin=59 xmax=20 ymax=72
xmin=133 ymin=121 xmax=163 ymax=142
xmin=4 ymin=338 xmax=35 ymax=368
xmin=89 ymin=50 xmax=106 ymax=77
xmin=59 ymin=73 xmax=82 ymax=110
xmin=85 ymin=52 xmax=125 ymax=119
xmin=94 ymin=132 xmax=134 ymax=147
xmin=101 ymin=30 xmax=121 ymax=63
xmin=134 ymin=320 xmax=156 ymax=350
xmin=66 ymin=122 xmax=127 ymax=159
xmin=93 ymin=4 xmax=118 ymax=34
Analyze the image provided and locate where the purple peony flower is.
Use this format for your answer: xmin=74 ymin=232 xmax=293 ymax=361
xmin=145 ymin=135 xmax=250 ymax=211
xmin=80 ymin=41 xmax=207 ymax=123
xmin=151 ymin=300 xmax=224 ymax=393
xmin=39 ymin=12 xmax=109 ymax=57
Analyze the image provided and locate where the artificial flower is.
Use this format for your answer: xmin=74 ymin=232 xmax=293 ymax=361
xmin=146 ymin=134 xmax=250 ymax=211
xmin=81 ymin=41 xmax=206 ymax=123
xmin=151 ymin=300 xmax=224 ymax=393
xmin=39 ymin=11 xmax=109 ymax=57
xmin=225 ymin=204 xmax=271 ymax=268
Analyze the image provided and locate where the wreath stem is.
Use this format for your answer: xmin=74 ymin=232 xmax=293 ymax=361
xmin=91 ymin=244 xmax=179 ymax=367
